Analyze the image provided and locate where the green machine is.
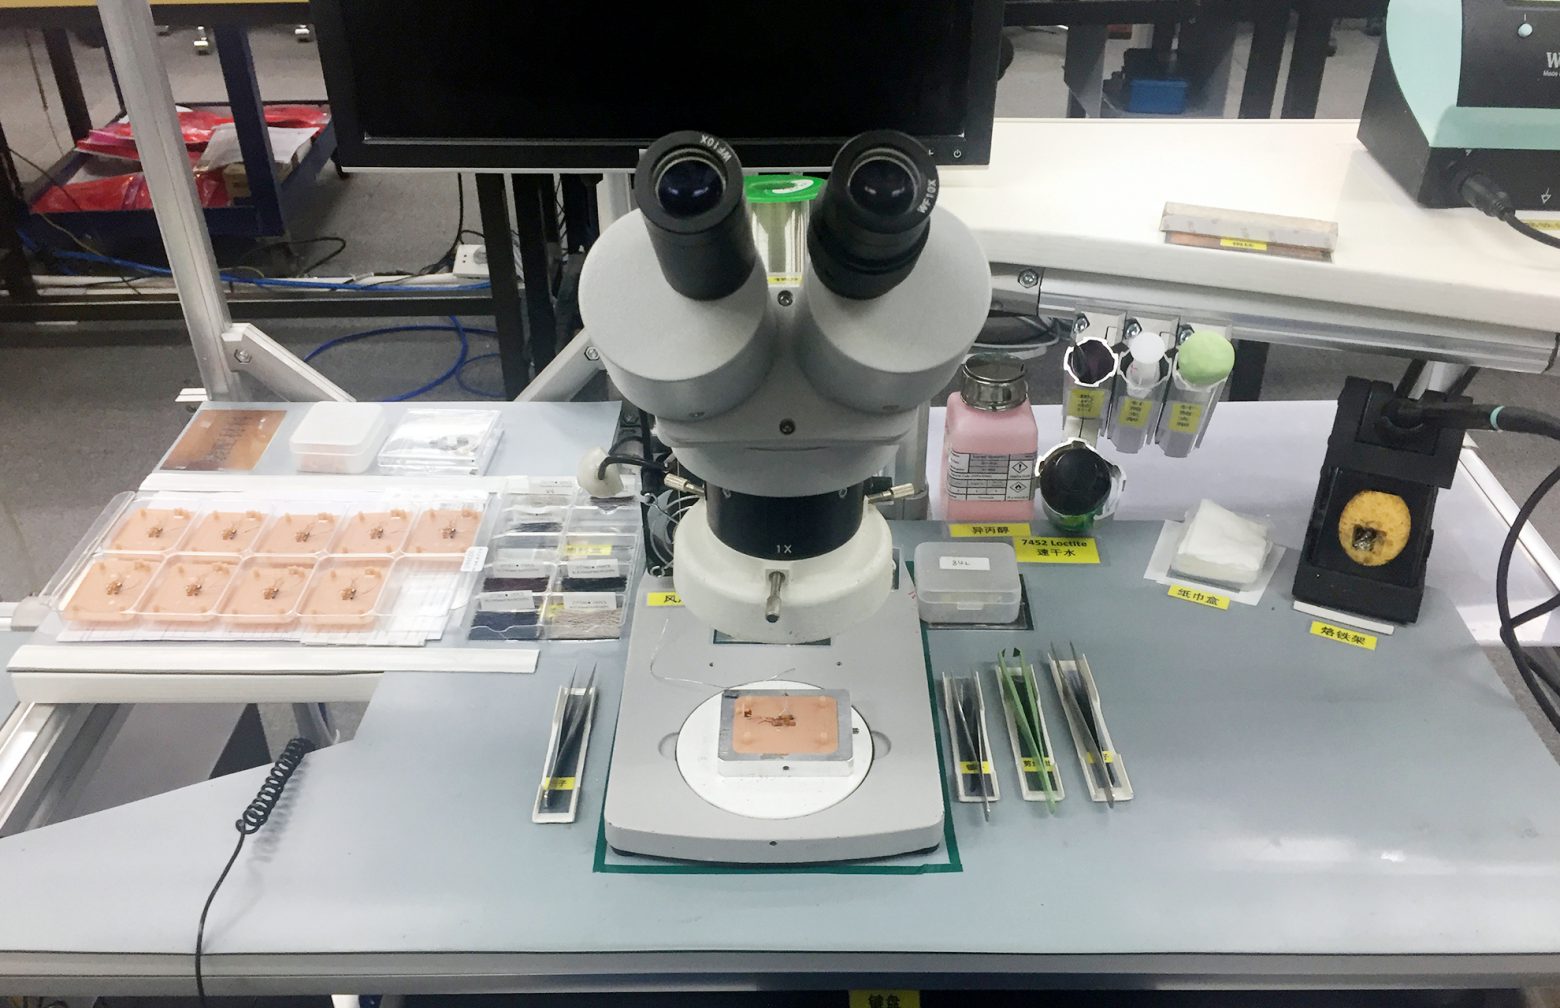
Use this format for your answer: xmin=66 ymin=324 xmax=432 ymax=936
xmin=1360 ymin=0 xmax=1560 ymax=210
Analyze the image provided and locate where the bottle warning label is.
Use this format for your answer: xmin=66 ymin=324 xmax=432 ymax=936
xmin=947 ymin=450 xmax=1036 ymax=501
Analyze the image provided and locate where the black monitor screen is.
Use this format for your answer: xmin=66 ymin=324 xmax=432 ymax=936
xmin=313 ymin=0 xmax=1000 ymax=170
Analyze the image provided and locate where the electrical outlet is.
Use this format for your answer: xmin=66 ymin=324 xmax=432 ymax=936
xmin=453 ymin=243 xmax=489 ymax=278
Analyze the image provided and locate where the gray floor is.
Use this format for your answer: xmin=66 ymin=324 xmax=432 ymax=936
xmin=1 ymin=22 xmax=1557 ymax=754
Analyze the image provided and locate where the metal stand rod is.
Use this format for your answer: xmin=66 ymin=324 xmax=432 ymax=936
xmin=475 ymin=173 xmax=529 ymax=399
xmin=1415 ymin=362 xmax=1471 ymax=396
xmin=515 ymin=328 xmax=604 ymax=403
xmin=96 ymin=0 xmax=240 ymax=399
xmin=94 ymin=0 xmax=354 ymax=403
xmin=887 ymin=402 xmax=932 ymax=520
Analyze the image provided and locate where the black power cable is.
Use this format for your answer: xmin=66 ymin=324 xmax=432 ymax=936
xmin=1457 ymin=172 xmax=1560 ymax=253
xmin=1507 ymin=216 xmax=1560 ymax=252
xmin=195 ymin=737 xmax=315 ymax=1008
xmin=1497 ymin=463 xmax=1560 ymax=730
xmin=595 ymin=452 xmax=670 ymax=482
xmin=1385 ymin=398 xmax=1560 ymax=734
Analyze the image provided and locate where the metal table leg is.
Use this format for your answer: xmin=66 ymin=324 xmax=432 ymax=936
xmin=42 ymin=28 xmax=93 ymax=143
xmin=475 ymin=173 xmax=529 ymax=399
xmin=1238 ymin=1 xmax=1289 ymax=118
xmin=1281 ymin=0 xmax=1334 ymax=118
xmin=1062 ymin=22 xmax=1109 ymax=117
xmin=511 ymin=173 xmax=559 ymax=377
xmin=559 ymin=174 xmax=600 ymax=255
xmin=0 ymin=123 xmax=37 ymax=301
xmin=213 ymin=24 xmax=284 ymax=236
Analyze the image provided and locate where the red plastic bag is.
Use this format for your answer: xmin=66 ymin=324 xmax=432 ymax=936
xmin=263 ymin=105 xmax=330 ymax=130
xmin=31 ymin=169 xmax=231 ymax=213
xmin=30 ymin=173 xmax=138 ymax=212
xmin=75 ymin=108 xmax=232 ymax=159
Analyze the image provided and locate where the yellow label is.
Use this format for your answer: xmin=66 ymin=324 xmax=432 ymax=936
xmin=1020 ymin=756 xmax=1057 ymax=774
xmin=1520 ymin=219 xmax=1560 ymax=231
xmin=1168 ymin=583 xmax=1230 ymax=610
xmin=766 ymin=274 xmax=802 ymax=284
xmin=850 ymin=992 xmax=921 ymax=1008
xmin=1067 ymin=387 xmax=1106 ymax=420
xmin=1084 ymin=750 xmax=1116 ymax=765
xmin=949 ymin=522 xmax=1031 ymax=538
xmin=1167 ymin=401 xmax=1205 ymax=433
xmin=1220 ymin=237 xmax=1269 ymax=251
xmin=563 ymin=543 xmax=612 ymax=557
xmin=1310 ymin=620 xmax=1378 ymax=650
xmin=957 ymin=760 xmax=994 ymax=775
xmin=1116 ymin=396 xmax=1154 ymax=428
xmin=645 ymin=591 xmax=683 ymax=607
xmin=1014 ymin=536 xmax=1100 ymax=564
xmin=542 ymin=776 xmax=576 ymax=791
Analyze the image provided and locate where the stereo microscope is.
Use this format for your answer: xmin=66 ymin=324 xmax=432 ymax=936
xmin=580 ymin=130 xmax=991 ymax=862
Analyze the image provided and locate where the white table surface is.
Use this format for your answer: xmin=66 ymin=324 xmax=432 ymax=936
xmin=940 ymin=119 xmax=1560 ymax=336
xmin=2 ymin=400 xmax=1560 ymax=994
xmin=928 ymin=401 xmax=1560 ymax=646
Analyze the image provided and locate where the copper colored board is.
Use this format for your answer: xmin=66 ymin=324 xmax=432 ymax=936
xmin=1164 ymin=231 xmax=1332 ymax=263
xmin=160 ymin=409 xmax=285 ymax=472
xmin=727 ymin=693 xmax=841 ymax=755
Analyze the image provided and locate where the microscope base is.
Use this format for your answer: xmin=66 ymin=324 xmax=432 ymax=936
xmin=604 ymin=563 xmax=944 ymax=864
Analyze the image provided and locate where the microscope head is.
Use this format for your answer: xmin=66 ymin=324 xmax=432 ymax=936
xmin=581 ymin=131 xmax=990 ymax=643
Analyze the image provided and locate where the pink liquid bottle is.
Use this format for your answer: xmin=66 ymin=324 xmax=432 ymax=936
xmin=943 ymin=353 xmax=1039 ymax=523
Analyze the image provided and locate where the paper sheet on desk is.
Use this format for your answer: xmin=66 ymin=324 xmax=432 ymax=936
xmin=1143 ymin=520 xmax=1286 ymax=606
xmin=196 ymin=123 xmax=317 ymax=171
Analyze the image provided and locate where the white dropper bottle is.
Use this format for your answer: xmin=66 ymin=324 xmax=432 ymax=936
xmin=1124 ymin=330 xmax=1165 ymax=390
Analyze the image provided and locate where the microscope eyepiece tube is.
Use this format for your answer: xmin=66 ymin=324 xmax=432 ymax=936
xmin=634 ymin=131 xmax=758 ymax=301
xmin=807 ymin=130 xmax=939 ymax=300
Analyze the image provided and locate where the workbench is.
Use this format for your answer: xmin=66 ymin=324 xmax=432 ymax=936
xmin=1 ymin=398 xmax=1559 ymax=996
xmin=940 ymin=119 xmax=1560 ymax=375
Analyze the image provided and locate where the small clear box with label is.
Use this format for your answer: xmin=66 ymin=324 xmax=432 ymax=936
xmin=913 ymin=541 xmax=1022 ymax=624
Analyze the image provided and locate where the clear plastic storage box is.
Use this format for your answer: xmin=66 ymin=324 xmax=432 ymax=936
xmin=289 ymin=402 xmax=389 ymax=474
xmin=376 ymin=409 xmax=502 ymax=476
xmin=913 ymin=540 xmax=1022 ymax=624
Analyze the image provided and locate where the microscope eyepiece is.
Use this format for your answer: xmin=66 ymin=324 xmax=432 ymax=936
xmin=847 ymin=152 xmax=918 ymax=216
xmin=635 ymin=131 xmax=757 ymax=301
xmin=807 ymin=130 xmax=939 ymax=300
xmin=654 ymin=154 xmax=725 ymax=218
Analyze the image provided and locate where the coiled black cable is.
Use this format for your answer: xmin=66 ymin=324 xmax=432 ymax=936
xmin=196 ymin=737 xmax=316 ymax=1006
xmin=237 ymin=737 xmax=313 ymax=833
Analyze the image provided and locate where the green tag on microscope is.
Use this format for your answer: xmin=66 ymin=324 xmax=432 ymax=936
xmin=745 ymin=175 xmax=824 ymax=203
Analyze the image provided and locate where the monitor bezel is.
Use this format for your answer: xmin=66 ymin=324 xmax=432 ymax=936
xmin=310 ymin=0 xmax=1003 ymax=171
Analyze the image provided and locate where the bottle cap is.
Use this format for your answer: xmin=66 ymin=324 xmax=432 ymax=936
xmin=1175 ymin=329 xmax=1235 ymax=387
xmin=960 ymin=353 xmax=1028 ymax=411
xmin=1128 ymin=331 xmax=1165 ymax=366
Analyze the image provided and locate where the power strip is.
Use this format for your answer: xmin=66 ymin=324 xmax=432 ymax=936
xmin=453 ymin=242 xmax=489 ymax=278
